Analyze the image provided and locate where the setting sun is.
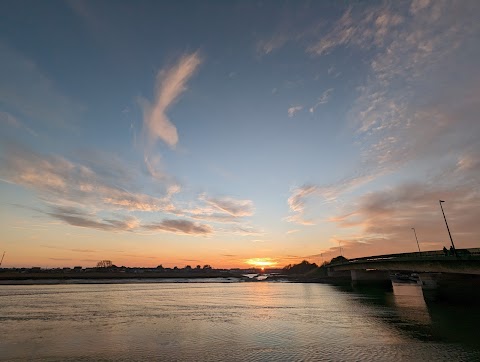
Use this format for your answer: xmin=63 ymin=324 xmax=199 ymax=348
xmin=245 ymin=258 xmax=277 ymax=268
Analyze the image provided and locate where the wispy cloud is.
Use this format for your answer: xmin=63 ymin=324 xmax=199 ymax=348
xmin=285 ymin=185 xmax=318 ymax=225
xmin=0 ymin=144 xmax=178 ymax=218
xmin=456 ymin=148 xmax=480 ymax=174
xmin=200 ymin=194 xmax=254 ymax=217
xmin=1 ymin=143 xmax=260 ymax=236
xmin=287 ymin=106 xmax=303 ymax=117
xmin=227 ymin=225 xmax=264 ymax=236
xmin=141 ymin=51 xmax=201 ymax=149
xmin=293 ymin=1 xmax=480 ymax=223
xmin=0 ymin=111 xmax=37 ymax=137
xmin=285 ymin=173 xmax=380 ymax=225
xmin=41 ymin=245 xmax=97 ymax=253
xmin=189 ymin=212 xmax=239 ymax=224
xmin=329 ymin=180 xmax=480 ymax=257
xmin=256 ymin=35 xmax=289 ymax=56
xmin=170 ymin=194 xmax=259 ymax=235
xmin=307 ymin=6 xmax=403 ymax=56
xmin=345 ymin=1 xmax=479 ymax=169
xmin=47 ymin=205 xmax=139 ymax=232
xmin=143 ymin=219 xmax=213 ymax=236
xmin=254 ymin=2 xmax=326 ymax=57
xmin=2 ymin=145 xmax=176 ymax=213
xmin=309 ymin=88 xmax=333 ymax=113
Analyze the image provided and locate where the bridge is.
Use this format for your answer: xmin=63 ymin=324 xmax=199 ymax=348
xmin=325 ymin=249 xmax=480 ymax=299
xmin=327 ymin=248 xmax=480 ymax=275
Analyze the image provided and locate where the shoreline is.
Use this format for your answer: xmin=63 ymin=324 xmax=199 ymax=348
xmin=0 ymin=271 xmax=292 ymax=285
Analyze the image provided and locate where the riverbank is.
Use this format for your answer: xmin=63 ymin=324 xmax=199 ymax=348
xmin=0 ymin=270 xmax=235 ymax=282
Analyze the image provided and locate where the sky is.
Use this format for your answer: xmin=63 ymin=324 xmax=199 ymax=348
xmin=0 ymin=0 xmax=479 ymax=269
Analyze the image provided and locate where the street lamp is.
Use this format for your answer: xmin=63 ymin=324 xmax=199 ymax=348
xmin=411 ymin=227 xmax=421 ymax=253
xmin=439 ymin=200 xmax=456 ymax=253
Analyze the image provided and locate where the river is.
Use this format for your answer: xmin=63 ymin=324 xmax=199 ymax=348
xmin=0 ymin=281 xmax=479 ymax=361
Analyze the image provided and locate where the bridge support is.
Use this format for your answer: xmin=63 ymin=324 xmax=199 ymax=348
xmin=418 ymin=273 xmax=438 ymax=290
xmin=418 ymin=273 xmax=480 ymax=304
xmin=351 ymin=270 xmax=391 ymax=286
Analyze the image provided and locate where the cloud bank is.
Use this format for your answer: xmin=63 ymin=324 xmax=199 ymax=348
xmin=1 ymin=143 xmax=258 ymax=236
xmin=286 ymin=0 xmax=480 ymax=240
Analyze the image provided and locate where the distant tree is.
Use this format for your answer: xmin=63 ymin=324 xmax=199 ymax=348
xmin=184 ymin=265 xmax=192 ymax=271
xmin=196 ymin=265 xmax=201 ymax=270
xmin=97 ymin=260 xmax=113 ymax=268
xmin=283 ymin=260 xmax=318 ymax=274
xmin=173 ymin=266 xmax=178 ymax=270
xmin=329 ymin=256 xmax=348 ymax=265
xmin=156 ymin=264 xmax=164 ymax=271
xmin=203 ymin=264 xmax=212 ymax=270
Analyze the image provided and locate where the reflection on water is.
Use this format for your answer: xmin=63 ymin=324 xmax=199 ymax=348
xmin=391 ymin=282 xmax=431 ymax=325
xmin=0 ymin=282 xmax=479 ymax=361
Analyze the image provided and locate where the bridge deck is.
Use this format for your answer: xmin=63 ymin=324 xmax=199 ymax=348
xmin=328 ymin=248 xmax=480 ymax=275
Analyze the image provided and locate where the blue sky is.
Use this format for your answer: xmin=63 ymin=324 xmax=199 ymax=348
xmin=1 ymin=0 xmax=479 ymax=268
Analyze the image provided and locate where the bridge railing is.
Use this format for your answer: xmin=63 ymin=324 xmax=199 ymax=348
xmin=328 ymin=248 xmax=480 ymax=267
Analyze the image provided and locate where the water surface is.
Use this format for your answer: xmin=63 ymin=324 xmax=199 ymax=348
xmin=0 ymin=282 xmax=478 ymax=361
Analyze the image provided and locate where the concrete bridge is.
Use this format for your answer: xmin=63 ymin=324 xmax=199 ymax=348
xmin=326 ymin=249 xmax=480 ymax=296
xmin=327 ymin=248 xmax=480 ymax=275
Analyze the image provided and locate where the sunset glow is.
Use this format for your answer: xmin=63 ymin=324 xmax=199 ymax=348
xmin=0 ymin=1 xmax=479 ymax=269
xmin=245 ymin=259 xmax=278 ymax=268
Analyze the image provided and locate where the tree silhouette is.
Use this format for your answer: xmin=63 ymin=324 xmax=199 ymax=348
xmin=283 ymin=260 xmax=317 ymax=274
xmin=96 ymin=260 xmax=113 ymax=268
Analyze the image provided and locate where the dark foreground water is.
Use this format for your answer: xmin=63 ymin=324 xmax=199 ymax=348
xmin=0 ymin=281 xmax=479 ymax=361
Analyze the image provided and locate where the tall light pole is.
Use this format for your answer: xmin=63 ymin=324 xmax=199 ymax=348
xmin=411 ymin=228 xmax=421 ymax=253
xmin=439 ymin=200 xmax=456 ymax=252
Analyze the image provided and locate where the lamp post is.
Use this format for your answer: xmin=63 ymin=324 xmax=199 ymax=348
xmin=439 ymin=200 xmax=456 ymax=253
xmin=411 ymin=228 xmax=421 ymax=253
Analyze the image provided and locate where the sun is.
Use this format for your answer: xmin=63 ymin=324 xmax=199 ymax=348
xmin=245 ymin=258 xmax=277 ymax=268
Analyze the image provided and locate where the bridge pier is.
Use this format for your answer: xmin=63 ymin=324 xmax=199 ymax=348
xmin=418 ymin=273 xmax=480 ymax=304
xmin=350 ymin=270 xmax=391 ymax=286
xmin=418 ymin=273 xmax=438 ymax=290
